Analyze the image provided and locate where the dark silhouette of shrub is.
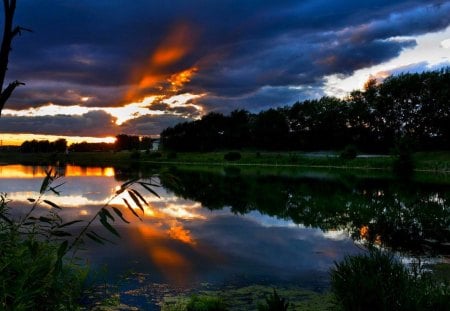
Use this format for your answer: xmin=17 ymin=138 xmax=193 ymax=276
xmin=257 ymin=289 xmax=289 ymax=311
xmin=224 ymin=151 xmax=241 ymax=161
xmin=340 ymin=145 xmax=357 ymax=160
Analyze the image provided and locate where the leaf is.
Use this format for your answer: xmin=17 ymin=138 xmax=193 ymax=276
xmin=138 ymin=182 xmax=160 ymax=198
xmin=0 ymin=213 xmax=12 ymax=225
xmin=116 ymin=178 xmax=139 ymax=194
xmin=100 ymin=217 xmax=120 ymax=237
xmin=40 ymin=169 xmax=53 ymax=194
xmin=51 ymin=230 xmax=72 ymax=237
xmin=27 ymin=198 xmax=36 ymax=203
xmin=100 ymin=208 xmax=115 ymax=222
xmin=89 ymin=230 xmax=115 ymax=244
xmin=123 ymin=198 xmax=142 ymax=220
xmin=139 ymin=181 xmax=161 ymax=188
xmin=86 ymin=232 xmax=105 ymax=245
xmin=130 ymin=189 xmax=148 ymax=206
xmin=128 ymin=190 xmax=144 ymax=213
xmin=111 ymin=207 xmax=129 ymax=223
xmin=58 ymin=220 xmax=83 ymax=228
xmin=43 ymin=199 xmax=61 ymax=209
xmin=39 ymin=216 xmax=53 ymax=223
xmin=49 ymin=187 xmax=60 ymax=195
xmin=57 ymin=240 xmax=68 ymax=258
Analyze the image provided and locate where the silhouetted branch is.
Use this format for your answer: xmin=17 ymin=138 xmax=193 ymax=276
xmin=0 ymin=79 xmax=24 ymax=115
xmin=11 ymin=26 xmax=32 ymax=38
xmin=0 ymin=0 xmax=30 ymax=116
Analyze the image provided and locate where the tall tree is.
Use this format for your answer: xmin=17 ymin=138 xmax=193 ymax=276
xmin=0 ymin=0 xmax=30 ymax=115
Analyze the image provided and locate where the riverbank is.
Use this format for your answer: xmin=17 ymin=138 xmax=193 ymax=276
xmin=1 ymin=150 xmax=450 ymax=172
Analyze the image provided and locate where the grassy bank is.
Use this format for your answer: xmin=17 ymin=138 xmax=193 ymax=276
xmin=2 ymin=150 xmax=450 ymax=173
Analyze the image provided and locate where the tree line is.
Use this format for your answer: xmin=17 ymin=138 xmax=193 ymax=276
xmin=160 ymin=68 xmax=450 ymax=153
xmin=20 ymin=135 xmax=155 ymax=153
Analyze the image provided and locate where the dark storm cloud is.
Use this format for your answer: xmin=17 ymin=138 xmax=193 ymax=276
xmin=0 ymin=110 xmax=117 ymax=136
xmin=9 ymin=81 xmax=128 ymax=109
xmin=119 ymin=114 xmax=193 ymax=135
xmin=4 ymin=0 xmax=450 ymax=119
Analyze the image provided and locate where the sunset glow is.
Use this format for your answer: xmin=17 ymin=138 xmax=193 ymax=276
xmin=0 ymin=1 xmax=449 ymax=146
xmin=0 ymin=133 xmax=116 ymax=146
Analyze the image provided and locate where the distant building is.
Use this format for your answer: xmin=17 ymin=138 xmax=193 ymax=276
xmin=151 ymin=139 xmax=160 ymax=151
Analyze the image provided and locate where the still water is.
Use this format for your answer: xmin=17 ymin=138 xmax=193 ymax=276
xmin=1 ymin=164 xmax=449 ymax=308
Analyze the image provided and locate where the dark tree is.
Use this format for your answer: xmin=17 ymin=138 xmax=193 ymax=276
xmin=0 ymin=0 xmax=30 ymax=115
xmin=253 ymin=108 xmax=290 ymax=150
xmin=115 ymin=134 xmax=140 ymax=151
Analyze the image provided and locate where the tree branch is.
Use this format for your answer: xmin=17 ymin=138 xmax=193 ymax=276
xmin=0 ymin=79 xmax=24 ymax=115
xmin=11 ymin=26 xmax=32 ymax=38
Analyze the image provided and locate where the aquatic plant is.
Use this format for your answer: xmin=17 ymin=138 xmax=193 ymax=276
xmin=0 ymin=169 xmax=160 ymax=309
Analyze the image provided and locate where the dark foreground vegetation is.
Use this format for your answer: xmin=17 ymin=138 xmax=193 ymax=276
xmin=161 ymin=69 xmax=450 ymax=153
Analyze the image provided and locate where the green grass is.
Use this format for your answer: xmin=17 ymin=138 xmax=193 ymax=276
xmin=331 ymin=249 xmax=450 ymax=311
xmin=161 ymin=285 xmax=333 ymax=311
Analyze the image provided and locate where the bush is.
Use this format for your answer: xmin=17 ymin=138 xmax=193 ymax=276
xmin=149 ymin=151 xmax=163 ymax=159
xmin=0 ymin=170 xmax=157 ymax=310
xmin=340 ymin=145 xmax=357 ymax=160
xmin=224 ymin=151 xmax=241 ymax=161
xmin=130 ymin=150 xmax=141 ymax=160
xmin=167 ymin=152 xmax=178 ymax=160
xmin=331 ymin=249 xmax=450 ymax=311
xmin=186 ymin=295 xmax=228 ymax=311
xmin=257 ymin=289 xmax=289 ymax=311
xmin=0 ymin=194 xmax=87 ymax=310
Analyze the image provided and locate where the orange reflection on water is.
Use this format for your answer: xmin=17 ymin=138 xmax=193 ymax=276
xmin=0 ymin=164 xmax=115 ymax=178
xmin=0 ymin=165 xmax=47 ymax=178
xmin=134 ymin=223 xmax=193 ymax=285
xmin=64 ymin=166 xmax=115 ymax=177
xmin=149 ymin=246 xmax=191 ymax=285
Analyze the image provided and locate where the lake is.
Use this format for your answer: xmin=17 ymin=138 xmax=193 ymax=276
xmin=1 ymin=164 xmax=449 ymax=309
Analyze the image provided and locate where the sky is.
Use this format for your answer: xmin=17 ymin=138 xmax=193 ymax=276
xmin=0 ymin=0 xmax=450 ymax=145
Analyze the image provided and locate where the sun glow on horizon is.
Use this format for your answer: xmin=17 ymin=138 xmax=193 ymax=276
xmin=0 ymin=133 xmax=116 ymax=146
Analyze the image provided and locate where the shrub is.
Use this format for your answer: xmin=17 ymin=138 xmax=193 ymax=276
xmin=0 ymin=169 xmax=158 ymax=310
xmin=224 ymin=151 xmax=241 ymax=161
xmin=340 ymin=145 xmax=357 ymax=160
xmin=130 ymin=150 xmax=141 ymax=160
xmin=186 ymin=295 xmax=228 ymax=311
xmin=149 ymin=151 xmax=163 ymax=159
xmin=257 ymin=289 xmax=289 ymax=311
xmin=167 ymin=152 xmax=178 ymax=160
xmin=331 ymin=249 xmax=450 ymax=311
xmin=0 ymin=194 xmax=87 ymax=310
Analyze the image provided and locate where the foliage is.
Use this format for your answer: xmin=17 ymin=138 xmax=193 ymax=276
xmin=257 ymin=289 xmax=289 ymax=311
xmin=130 ymin=150 xmax=141 ymax=160
xmin=161 ymin=69 xmax=450 ymax=153
xmin=21 ymin=138 xmax=67 ymax=153
xmin=331 ymin=249 xmax=450 ymax=311
xmin=186 ymin=295 xmax=228 ymax=311
xmin=0 ymin=193 xmax=86 ymax=310
xmin=159 ymin=166 xmax=450 ymax=255
xmin=340 ymin=145 xmax=357 ymax=160
xmin=224 ymin=151 xmax=241 ymax=161
xmin=0 ymin=169 xmax=159 ymax=310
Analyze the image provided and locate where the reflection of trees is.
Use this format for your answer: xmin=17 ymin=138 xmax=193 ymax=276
xmin=160 ymin=168 xmax=450 ymax=255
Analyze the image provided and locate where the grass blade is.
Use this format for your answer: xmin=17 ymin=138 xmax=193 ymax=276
xmin=43 ymin=199 xmax=61 ymax=210
xmin=127 ymin=190 xmax=144 ymax=213
xmin=111 ymin=207 xmax=129 ymax=223
xmin=123 ymin=198 xmax=142 ymax=220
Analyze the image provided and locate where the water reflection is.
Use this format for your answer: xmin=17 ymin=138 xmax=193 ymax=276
xmin=158 ymin=167 xmax=450 ymax=257
xmin=0 ymin=164 xmax=362 ymax=291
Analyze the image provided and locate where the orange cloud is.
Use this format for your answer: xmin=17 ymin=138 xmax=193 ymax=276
xmin=152 ymin=23 xmax=193 ymax=67
xmin=126 ymin=22 xmax=199 ymax=103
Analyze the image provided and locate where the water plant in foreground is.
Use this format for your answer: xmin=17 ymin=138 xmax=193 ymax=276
xmin=330 ymin=249 xmax=450 ymax=311
xmin=0 ymin=169 xmax=160 ymax=310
